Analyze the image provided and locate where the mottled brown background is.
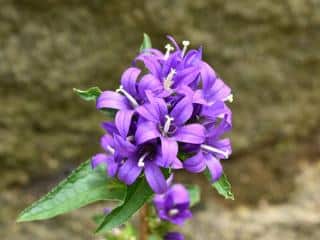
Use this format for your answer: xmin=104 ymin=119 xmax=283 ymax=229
xmin=0 ymin=0 xmax=319 ymax=239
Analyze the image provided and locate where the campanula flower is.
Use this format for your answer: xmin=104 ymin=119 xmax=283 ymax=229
xmin=183 ymin=116 xmax=231 ymax=181
xmin=136 ymin=93 xmax=205 ymax=168
xmin=92 ymin=110 xmax=170 ymax=193
xmin=153 ymin=184 xmax=192 ymax=225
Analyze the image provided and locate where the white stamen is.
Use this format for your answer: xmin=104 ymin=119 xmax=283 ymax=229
xmin=223 ymin=94 xmax=233 ymax=103
xmin=181 ymin=40 xmax=190 ymax=57
xmin=201 ymin=144 xmax=230 ymax=158
xmin=138 ymin=152 xmax=149 ymax=168
xmin=163 ymin=115 xmax=174 ymax=134
xmin=116 ymin=85 xmax=139 ymax=108
xmin=169 ymin=208 xmax=179 ymax=216
xmin=163 ymin=68 xmax=176 ymax=91
xmin=106 ymin=146 xmax=115 ymax=155
xmin=126 ymin=135 xmax=134 ymax=142
xmin=164 ymin=43 xmax=174 ymax=60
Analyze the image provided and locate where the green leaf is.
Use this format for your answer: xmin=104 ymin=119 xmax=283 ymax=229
xmin=187 ymin=185 xmax=201 ymax=207
xmin=140 ymin=33 xmax=152 ymax=52
xmin=17 ymin=160 xmax=126 ymax=222
xmin=73 ymin=87 xmax=102 ymax=101
xmin=207 ymin=172 xmax=234 ymax=200
xmin=96 ymin=177 xmax=153 ymax=233
xmin=74 ymin=87 xmax=116 ymax=118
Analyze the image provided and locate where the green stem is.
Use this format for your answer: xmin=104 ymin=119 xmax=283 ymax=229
xmin=139 ymin=204 xmax=149 ymax=240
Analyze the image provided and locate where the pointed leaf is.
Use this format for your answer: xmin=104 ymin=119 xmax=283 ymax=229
xmin=187 ymin=185 xmax=201 ymax=207
xmin=74 ymin=87 xmax=116 ymax=118
xmin=96 ymin=177 xmax=153 ymax=233
xmin=73 ymin=87 xmax=102 ymax=101
xmin=140 ymin=33 xmax=152 ymax=52
xmin=17 ymin=159 xmax=126 ymax=222
xmin=205 ymin=171 xmax=234 ymax=200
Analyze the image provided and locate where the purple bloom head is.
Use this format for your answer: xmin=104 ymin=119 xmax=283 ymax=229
xmin=164 ymin=232 xmax=185 ymax=240
xmin=92 ymin=35 xmax=233 ymax=193
xmin=153 ymin=184 xmax=192 ymax=225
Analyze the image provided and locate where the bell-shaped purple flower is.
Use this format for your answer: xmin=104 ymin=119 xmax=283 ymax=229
xmin=153 ymin=184 xmax=192 ymax=225
xmin=183 ymin=116 xmax=231 ymax=182
xmin=135 ymin=92 xmax=205 ymax=168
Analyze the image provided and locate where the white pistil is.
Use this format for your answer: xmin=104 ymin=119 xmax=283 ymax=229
xmin=223 ymin=94 xmax=234 ymax=103
xmin=116 ymin=85 xmax=139 ymax=108
xmin=138 ymin=152 xmax=149 ymax=168
xmin=163 ymin=68 xmax=176 ymax=91
xmin=169 ymin=208 xmax=179 ymax=216
xmin=163 ymin=115 xmax=174 ymax=134
xmin=164 ymin=43 xmax=174 ymax=60
xmin=200 ymin=144 xmax=230 ymax=158
xmin=181 ymin=40 xmax=190 ymax=57
xmin=106 ymin=146 xmax=115 ymax=155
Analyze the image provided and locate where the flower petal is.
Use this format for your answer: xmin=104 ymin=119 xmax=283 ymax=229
xmin=183 ymin=48 xmax=202 ymax=66
xmin=207 ymin=138 xmax=232 ymax=159
xmin=153 ymin=194 xmax=166 ymax=209
xmin=174 ymin=66 xmax=200 ymax=87
xmin=160 ymin=137 xmax=178 ymax=167
xmin=174 ymin=124 xmax=205 ymax=144
xmin=167 ymin=35 xmax=181 ymax=51
xmin=201 ymin=101 xmax=229 ymax=121
xmin=120 ymin=67 xmax=140 ymax=97
xmin=170 ymin=97 xmax=193 ymax=126
xmin=115 ymin=109 xmax=134 ymax=138
xmin=136 ymin=97 xmax=167 ymax=123
xmin=205 ymin=154 xmax=223 ymax=182
xmin=183 ymin=151 xmax=206 ymax=173
xmin=169 ymin=184 xmax=190 ymax=205
xmin=135 ymin=121 xmax=160 ymax=145
xmin=206 ymin=115 xmax=232 ymax=139
xmin=92 ymin=154 xmax=118 ymax=177
xmin=135 ymin=54 xmax=162 ymax=79
xmin=138 ymin=74 xmax=163 ymax=99
xmin=145 ymin=162 xmax=167 ymax=194
xmin=200 ymin=62 xmax=216 ymax=90
xmin=171 ymin=210 xmax=192 ymax=225
xmin=100 ymin=134 xmax=114 ymax=153
xmin=91 ymin=153 xmax=109 ymax=169
xmin=113 ymin=134 xmax=137 ymax=157
xmin=192 ymin=90 xmax=207 ymax=104
xmin=101 ymin=121 xmax=118 ymax=135
xmin=171 ymin=158 xmax=183 ymax=169
xmin=204 ymin=78 xmax=231 ymax=103
xmin=96 ymin=91 xmax=130 ymax=110
xmin=117 ymin=157 xmax=142 ymax=185
xmin=106 ymin=158 xmax=119 ymax=177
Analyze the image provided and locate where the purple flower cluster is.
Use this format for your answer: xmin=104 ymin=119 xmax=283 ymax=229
xmin=92 ymin=36 xmax=232 ymax=194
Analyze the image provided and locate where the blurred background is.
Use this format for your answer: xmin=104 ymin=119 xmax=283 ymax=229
xmin=0 ymin=0 xmax=319 ymax=239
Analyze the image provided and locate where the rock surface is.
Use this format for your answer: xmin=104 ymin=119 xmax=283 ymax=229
xmin=0 ymin=0 xmax=319 ymax=239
